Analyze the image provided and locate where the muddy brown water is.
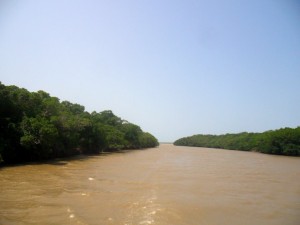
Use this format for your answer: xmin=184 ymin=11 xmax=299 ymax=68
xmin=0 ymin=144 xmax=299 ymax=225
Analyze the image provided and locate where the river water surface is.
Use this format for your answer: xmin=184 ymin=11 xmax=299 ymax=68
xmin=1 ymin=144 xmax=300 ymax=225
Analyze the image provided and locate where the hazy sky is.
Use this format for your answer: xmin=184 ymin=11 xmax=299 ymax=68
xmin=1 ymin=0 xmax=299 ymax=142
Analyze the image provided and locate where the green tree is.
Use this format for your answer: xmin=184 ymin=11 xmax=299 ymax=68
xmin=0 ymin=82 xmax=159 ymax=164
xmin=20 ymin=116 xmax=58 ymax=160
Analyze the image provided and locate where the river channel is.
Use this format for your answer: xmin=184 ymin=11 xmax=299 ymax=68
xmin=1 ymin=144 xmax=299 ymax=225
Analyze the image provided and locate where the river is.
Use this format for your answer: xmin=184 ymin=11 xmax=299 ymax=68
xmin=0 ymin=144 xmax=299 ymax=225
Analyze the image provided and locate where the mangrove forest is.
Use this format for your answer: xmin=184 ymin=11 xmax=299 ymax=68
xmin=0 ymin=82 xmax=159 ymax=164
xmin=174 ymin=127 xmax=300 ymax=156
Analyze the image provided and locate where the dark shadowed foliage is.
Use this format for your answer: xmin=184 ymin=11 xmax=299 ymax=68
xmin=0 ymin=82 xmax=159 ymax=164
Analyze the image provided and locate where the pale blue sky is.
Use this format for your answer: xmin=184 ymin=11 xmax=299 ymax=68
xmin=1 ymin=0 xmax=300 ymax=142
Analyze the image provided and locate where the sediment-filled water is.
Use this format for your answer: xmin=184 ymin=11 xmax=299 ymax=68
xmin=1 ymin=144 xmax=299 ymax=225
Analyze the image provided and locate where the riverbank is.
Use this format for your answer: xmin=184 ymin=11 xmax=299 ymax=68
xmin=174 ymin=127 xmax=300 ymax=156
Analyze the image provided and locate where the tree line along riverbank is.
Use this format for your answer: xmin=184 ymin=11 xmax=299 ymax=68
xmin=0 ymin=82 xmax=159 ymax=164
xmin=174 ymin=127 xmax=300 ymax=156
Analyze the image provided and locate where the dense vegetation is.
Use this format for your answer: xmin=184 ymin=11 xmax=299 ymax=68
xmin=174 ymin=127 xmax=300 ymax=156
xmin=0 ymin=82 xmax=159 ymax=164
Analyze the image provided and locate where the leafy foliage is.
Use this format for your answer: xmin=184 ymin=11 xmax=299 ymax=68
xmin=0 ymin=82 xmax=159 ymax=164
xmin=174 ymin=127 xmax=300 ymax=156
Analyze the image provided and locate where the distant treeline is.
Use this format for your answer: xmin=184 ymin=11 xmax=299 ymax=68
xmin=174 ymin=127 xmax=300 ymax=156
xmin=0 ymin=82 xmax=159 ymax=164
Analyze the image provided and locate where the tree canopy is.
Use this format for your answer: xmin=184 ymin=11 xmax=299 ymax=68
xmin=174 ymin=127 xmax=300 ymax=156
xmin=0 ymin=82 xmax=159 ymax=164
